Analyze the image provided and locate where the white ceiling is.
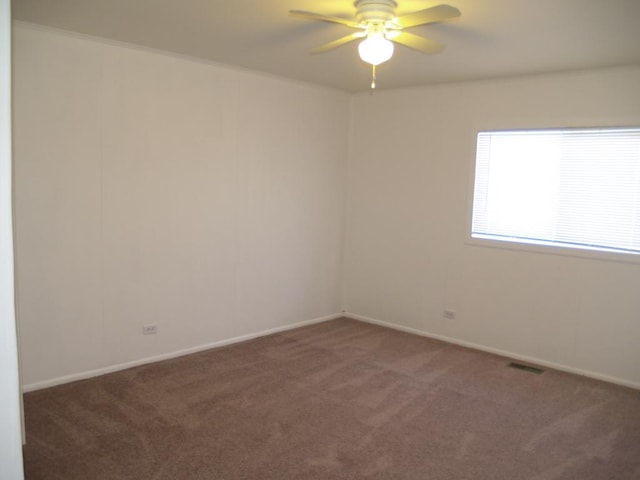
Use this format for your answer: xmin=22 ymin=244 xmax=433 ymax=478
xmin=12 ymin=0 xmax=640 ymax=93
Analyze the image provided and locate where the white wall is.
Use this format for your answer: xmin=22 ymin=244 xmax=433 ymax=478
xmin=13 ymin=24 xmax=349 ymax=388
xmin=345 ymin=66 xmax=640 ymax=387
xmin=13 ymin=22 xmax=640 ymax=391
xmin=1 ymin=1 xmax=25 ymax=478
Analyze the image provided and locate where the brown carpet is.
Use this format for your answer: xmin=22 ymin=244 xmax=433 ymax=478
xmin=23 ymin=318 xmax=640 ymax=480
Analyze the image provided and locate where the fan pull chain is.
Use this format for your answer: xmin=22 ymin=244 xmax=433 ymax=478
xmin=370 ymin=64 xmax=376 ymax=92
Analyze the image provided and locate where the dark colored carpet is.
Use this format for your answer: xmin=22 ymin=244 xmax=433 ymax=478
xmin=23 ymin=318 xmax=640 ymax=479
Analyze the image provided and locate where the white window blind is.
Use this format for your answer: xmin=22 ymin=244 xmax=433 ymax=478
xmin=472 ymin=127 xmax=640 ymax=255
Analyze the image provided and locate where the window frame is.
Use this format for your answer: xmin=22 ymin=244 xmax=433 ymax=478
xmin=465 ymin=124 xmax=640 ymax=265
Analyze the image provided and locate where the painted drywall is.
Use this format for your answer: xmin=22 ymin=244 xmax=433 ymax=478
xmin=345 ymin=66 xmax=640 ymax=386
xmin=13 ymin=22 xmax=640 ymax=391
xmin=1 ymin=1 xmax=26 ymax=478
xmin=13 ymin=24 xmax=349 ymax=388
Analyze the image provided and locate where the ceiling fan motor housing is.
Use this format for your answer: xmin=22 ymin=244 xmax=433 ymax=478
xmin=354 ymin=0 xmax=397 ymax=24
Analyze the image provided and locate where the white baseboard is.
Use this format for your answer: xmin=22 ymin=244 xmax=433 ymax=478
xmin=22 ymin=312 xmax=343 ymax=392
xmin=344 ymin=312 xmax=640 ymax=391
xmin=25 ymin=311 xmax=639 ymax=392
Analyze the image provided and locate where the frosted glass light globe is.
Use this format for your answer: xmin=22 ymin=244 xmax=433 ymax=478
xmin=358 ymin=33 xmax=394 ymax=66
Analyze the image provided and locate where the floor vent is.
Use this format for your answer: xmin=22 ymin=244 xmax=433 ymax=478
xmin=508 ymin=362 xmax=544 ymax=374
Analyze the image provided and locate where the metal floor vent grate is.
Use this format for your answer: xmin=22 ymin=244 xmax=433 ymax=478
xmin=508 ymin=362 xmax=545 ymax=374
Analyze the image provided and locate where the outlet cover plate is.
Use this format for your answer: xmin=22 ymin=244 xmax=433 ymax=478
xmin=142 ymin=325 xmax=157 ymax=335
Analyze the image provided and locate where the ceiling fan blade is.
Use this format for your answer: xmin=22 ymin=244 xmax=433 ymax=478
xmin=289 ymin=10 xmax=361 ymax=29
xmin=312 ymin=32 xmax=366 ymax=54
xmin=395 ymin=4 xmax=461 ymax=29
xmin=390 ymin=31 xmax=444 ymax=54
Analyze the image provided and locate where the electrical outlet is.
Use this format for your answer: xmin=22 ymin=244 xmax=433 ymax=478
xmin=443 ymin=309 xmax=456 ymax=320
xmin=142 ymin=324 xmax=157 ymax=335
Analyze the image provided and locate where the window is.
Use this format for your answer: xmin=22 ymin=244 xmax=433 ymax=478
xmin=471 ymin=127 xmax=640 ymax=256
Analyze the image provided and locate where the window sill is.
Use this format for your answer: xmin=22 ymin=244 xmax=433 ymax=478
xmin=466 ymin=234 xmax=640 ymax=265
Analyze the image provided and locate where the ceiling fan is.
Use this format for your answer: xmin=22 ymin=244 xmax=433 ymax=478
xmin=289 ymin=0 xmax=461 ymax=88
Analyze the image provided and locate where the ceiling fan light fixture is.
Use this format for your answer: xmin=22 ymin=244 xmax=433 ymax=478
xmin=290 ymin=2 xmax=461 ymax=87
xmin=358 ymin=32 xmax=394 ymax=66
